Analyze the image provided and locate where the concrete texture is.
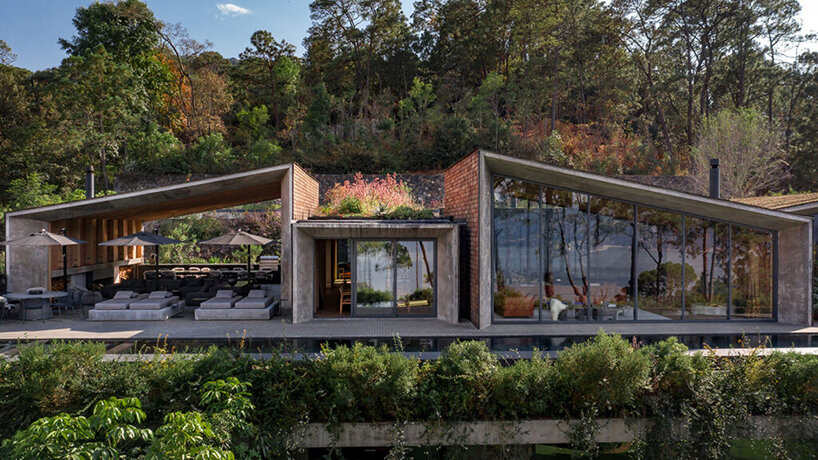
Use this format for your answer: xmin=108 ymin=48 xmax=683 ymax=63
xmin=777 ymin=222 xmax=813 ymax=325
xmin=5 ymin=217 xmax=50 ymax=292
xmin=194 ymin=303 xmax=277 ymax=320
xmin=478 ymin=152 xmax=493 ymax=329
xmin=292 ymin=221 xmax=460 ymax=324
xmin=300 ymin=416 xmax=809 ymax=448
xmin=87 ymin=302 xmax=183 ymax=321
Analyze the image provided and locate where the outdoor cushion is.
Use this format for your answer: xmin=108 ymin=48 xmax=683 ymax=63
xmin=148 ymin=291 xmax=171 ymax=299
xmin=94 ymin=293 xmax=148 ymax=310
xmin=113 ymin=291 xmax=138 ymax=299
xmin=247 ymin=289 xmax=267 ymax=298
xmin=130 ymin=295 xmax=179 ymax=310
xmin=215 ymin=289 xmax=235 ymax=298
xmin=200 ymin=293 xmax=242 ymax=309
xmin=235 ymin=293 xmax=274 ymax=309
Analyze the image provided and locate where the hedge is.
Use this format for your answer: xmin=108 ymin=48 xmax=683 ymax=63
xmin=1 ymin=332 xmax=817 ymax=458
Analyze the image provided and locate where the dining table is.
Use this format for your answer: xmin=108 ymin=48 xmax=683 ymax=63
xmin=4 ymin=291 xmax=67 ymax=320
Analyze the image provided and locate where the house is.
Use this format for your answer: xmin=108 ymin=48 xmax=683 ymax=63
xmin=4 ymin=150 xmax=813 ymax=330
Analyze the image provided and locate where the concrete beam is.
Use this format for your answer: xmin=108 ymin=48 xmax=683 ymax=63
xmin=777 ymin=222 xmax=813 ymax=326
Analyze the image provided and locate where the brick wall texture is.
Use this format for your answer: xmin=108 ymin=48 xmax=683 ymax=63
xmin=443 ymin=150 xmax=481 ymax=327
xmin=292 ymin=164 xmax=320 ymax=221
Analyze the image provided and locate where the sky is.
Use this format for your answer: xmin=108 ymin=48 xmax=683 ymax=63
xmin=1 ymin=0 xmax=816 ymax=71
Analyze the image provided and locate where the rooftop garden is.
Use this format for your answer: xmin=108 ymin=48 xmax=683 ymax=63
xmin=317 ymin=173 xmax=436 ymax=219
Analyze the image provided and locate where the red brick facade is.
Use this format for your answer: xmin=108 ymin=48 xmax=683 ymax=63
xmin=443 ymin=150 xmax=482 ymax=327
xmin=292 ymin=163 xmax=320 ymax=220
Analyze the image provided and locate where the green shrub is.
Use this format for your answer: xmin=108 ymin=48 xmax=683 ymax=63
xmin=552 ymin=331 xmax=651 ymax=417
xmin=490 ymin=352 xmax=555 ymax=419
xmin=417 ymin=340 xmax=499 ymax=420
xmin=356 ymin=285 xmax=393 ymax=304
xmin=383 ymin=205 xmax=435 ymax=219
xmin=313 ymin=343 xmax=417 ymax=423
xmin=336 ymin=196 xmax=363 ymax=215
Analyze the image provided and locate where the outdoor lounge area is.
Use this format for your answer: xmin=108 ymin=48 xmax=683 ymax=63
xmin=0 ymin=151 xmax=814 ymax=338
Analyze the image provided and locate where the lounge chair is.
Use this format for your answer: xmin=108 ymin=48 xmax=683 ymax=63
xmin=130 ymin=291 xmax=180 ymax=310
xmin=199 ymin=290 xmax=242 ymax=309
xmin=235 ymin=289 xmax=275 ymax=309
xmin=94 ymin=291 xmax=148 ymax=310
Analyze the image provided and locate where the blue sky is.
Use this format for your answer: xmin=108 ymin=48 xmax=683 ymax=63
xmin=1 ymin=0 xmax=816 ymax=71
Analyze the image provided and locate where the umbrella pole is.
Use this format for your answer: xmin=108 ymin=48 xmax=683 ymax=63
xmin=155 ymin=244 xmax=160 ymax=272
xmin=63 ymin=246 xmax=68 ymax=290
xmin=247 ymin=244 xmax=251 ymax=275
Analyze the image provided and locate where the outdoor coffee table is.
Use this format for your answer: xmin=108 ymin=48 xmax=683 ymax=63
xmin=4 ymin=291 xmax=67 ymax=320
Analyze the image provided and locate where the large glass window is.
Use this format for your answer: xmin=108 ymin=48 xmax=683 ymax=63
xmin=493 ymin=178 xmax=540 ymax=321
xmin=491 ymin=174 xmax=776 ymax=323
xmin=355 ymin=241 xmax=395 ymax=316
xmin=589 ymin=198 xmax=635 ymax=321
xmin=685 ymin=219 xmax=729 ymax=319
xmin=396 ymin=240 xmax=435 ymax=317
xmin=731 ymin=227 xmax=773 ymax=319
xmin=636 ymin=208 xmax=684 ymax=320
xmin=542 ymin=188 xmax=589 ymax=321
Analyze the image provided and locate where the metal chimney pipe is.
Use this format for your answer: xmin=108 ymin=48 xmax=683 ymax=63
xmin=709 ymin=159 xmax=720 ymax=199
xmin=85 ymin=166 xmax=94 ymax=199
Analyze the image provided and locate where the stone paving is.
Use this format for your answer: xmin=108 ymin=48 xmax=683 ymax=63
xmin=0 ymin=306 xmax=814 ymax=341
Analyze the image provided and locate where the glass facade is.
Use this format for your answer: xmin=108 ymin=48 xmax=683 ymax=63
xmin=492 ymin=175 xmax=776 ymax=322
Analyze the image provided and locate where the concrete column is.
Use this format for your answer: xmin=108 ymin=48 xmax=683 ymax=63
xmin=292 ymin=226 xmax=315 ymax=323
xmin=6 ymin=216 xmax=51 ymax=292
xmin=280 ymin=167 xmax=293 ymax=311
xmin=777 ymin=222 xmax=812 ymax=326
xmin=477 ymin=152 xmax=493 ymax=329
xmin=436 ymin=227 xmax=459 ymax=324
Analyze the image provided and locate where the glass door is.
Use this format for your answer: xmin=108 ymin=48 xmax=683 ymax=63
xmin=395 ymin=240 xmax=435 ymax=316
xmin=354 ymin=241 xmax=395 ymax=316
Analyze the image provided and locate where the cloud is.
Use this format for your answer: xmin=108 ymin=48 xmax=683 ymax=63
xmin=216 ymin=3 xmax=252 ymax=17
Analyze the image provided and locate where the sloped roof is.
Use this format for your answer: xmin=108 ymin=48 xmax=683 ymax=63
xmin=732 ymin=193 xmax=818 ymax=212
xmin=479 ymin=150 xmax=811 ymax=231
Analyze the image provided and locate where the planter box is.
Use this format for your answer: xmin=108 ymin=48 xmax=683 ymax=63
xmin=299 ymin=416 xmax=810 ymax=448
xmin=498 ymin=296 xmax=536 ymax=318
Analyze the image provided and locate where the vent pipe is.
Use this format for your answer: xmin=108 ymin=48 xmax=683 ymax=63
xmin=85 ymin=166 xmax=94 ymax=199
xmin=709 ymin=159 xmax=720 ymax=199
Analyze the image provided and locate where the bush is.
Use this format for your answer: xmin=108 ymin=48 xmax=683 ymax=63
xmin=320 ymin=173 xmax=430 ymax=217
xmin=417 ymin=340 xmax=499 ymax=420
xmin=355 ymin=285 xmax=393 ymax=304
xmin=552 ymin=331 xmax=651 ymax=417
xmin=490 ymin=352 xmax=555 ymax=419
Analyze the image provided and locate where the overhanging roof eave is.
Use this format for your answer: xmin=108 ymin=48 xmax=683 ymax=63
xmin=481 ymin=150 xmax=811 ymax=230
xmin=6 ymin=163 xmax=295 ymax=221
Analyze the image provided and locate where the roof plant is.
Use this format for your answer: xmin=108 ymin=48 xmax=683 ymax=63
xmin=319 ymin=173 xmax=434 ymax=219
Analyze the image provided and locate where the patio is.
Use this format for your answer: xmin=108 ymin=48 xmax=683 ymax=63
xmin=0 ymin=306 xmax=815 ymax=341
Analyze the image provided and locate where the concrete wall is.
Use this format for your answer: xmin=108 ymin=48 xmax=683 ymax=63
xmin=777 ymin=222 xmax=813 ymax=326
xmin=5 ymin=216 xmax=50 ymax=292
xmin=291 ymin=222 xmax=460 ymax=324
xmin=282 ymin=164 xmax=320 ymax=312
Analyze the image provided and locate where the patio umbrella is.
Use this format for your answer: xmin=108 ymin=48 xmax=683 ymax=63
xmin=99 ymin=231 xmax=183 ymax=272
xmin=0 ymin=229 xmax=87 ymax=289
xmin=198 ymin=230 xmax=272 ymax=274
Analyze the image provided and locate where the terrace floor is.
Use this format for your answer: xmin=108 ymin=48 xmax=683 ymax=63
xmin=0 ymin=307 xmax=815 ymax=341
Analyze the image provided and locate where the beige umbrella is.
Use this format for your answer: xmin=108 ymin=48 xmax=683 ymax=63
xmin=198 ymin=230 xmax=272 ymax=274
xmin=0 ymin=229 xmax=87 ymax=288
xmin=99 ymin=231 xmax=183 ymax=272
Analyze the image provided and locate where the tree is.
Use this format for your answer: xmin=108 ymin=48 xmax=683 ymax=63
xmin=238 ymin=30 xmax=297 ymax=128
xmin=0 ymin=40 xmax=15 ymax=65
xmin=691 ymin=108 xmax=788 ymax=198
xmin=398 ymin=77 xmax=436 ymax=147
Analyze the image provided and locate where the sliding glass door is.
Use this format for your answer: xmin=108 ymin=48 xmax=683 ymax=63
xmin=353 ymin=239 xmax=436 ymax=317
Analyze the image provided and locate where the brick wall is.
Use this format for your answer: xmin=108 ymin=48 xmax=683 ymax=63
xmin=292 ymin=164 xmax=320 ymax=220
xmin=443 ymin=150 xmax=481 ymax=327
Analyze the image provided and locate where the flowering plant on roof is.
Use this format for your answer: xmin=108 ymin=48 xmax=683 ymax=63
xmin=320 ymin=173 xmax=433 ymax=218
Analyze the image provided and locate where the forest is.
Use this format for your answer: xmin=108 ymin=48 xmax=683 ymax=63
xmin=1 ymin=0 xmax=817 ymax=211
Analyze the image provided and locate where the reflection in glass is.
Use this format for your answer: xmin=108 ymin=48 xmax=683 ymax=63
xmin=542 ymin=187 xmax=588 ymax=321
xmin=355 ymin=241 xmax=394 ymax=316
xmin=589 ymin=198 xmax=635 ymax=321
xmin=685 ymin=218 xmax=729 ymax=319
xmin=636 ymin=208 xmax=684 ymax=320
xmin=731 ymin=227 xmax=773 ymax=319
xmin=396 ymin=241 xmax=435 ymax=316
xmin=493 ymin=177 xmax=540 ymax=320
